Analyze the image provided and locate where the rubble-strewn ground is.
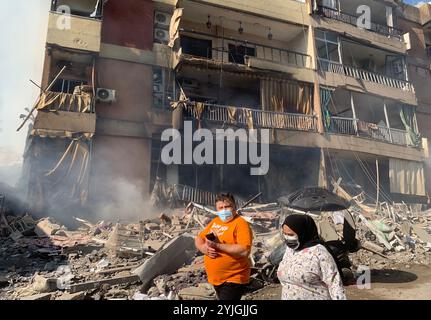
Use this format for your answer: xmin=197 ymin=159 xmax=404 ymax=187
xmin=1 ymin=197 xmax=430 ymax=300
xmin=245 ymin=264 xmax=431 ymax=300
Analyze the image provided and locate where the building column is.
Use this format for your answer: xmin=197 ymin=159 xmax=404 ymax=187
xmin=318 ymin=148 xmax=328 ymax=188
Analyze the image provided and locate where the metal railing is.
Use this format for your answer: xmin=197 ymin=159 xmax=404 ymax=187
xmin=180 ymin=29 xmax=311 ymax=69
xmin=316 ymin=5 xmax=404 ymax=40
xmin=173 ymin=184 xmax=217 ymax=206
xmin=184 ymin=103 xmax=318 ymax=132
xmin=318 ymin=59 xmax=414 ymax=92
xmin=328 ymin=116 xmax=413 ymax=147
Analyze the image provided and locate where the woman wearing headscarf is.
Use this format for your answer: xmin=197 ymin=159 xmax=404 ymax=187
xmin=277 ymin=214 xmax=346 ymax=300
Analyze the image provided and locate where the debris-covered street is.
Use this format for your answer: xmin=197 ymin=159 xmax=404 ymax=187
xmin=1 ymin=184 xmax=430 ymax=300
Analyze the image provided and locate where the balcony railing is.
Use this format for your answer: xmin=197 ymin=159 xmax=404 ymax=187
xmin=318 ymin=59 xmax=414 ymax=92
xmin=184 ymin=103 xmax=318 ymax=132
xmin=327 ymin=116 xmax=413 ymax=147
xmin=316 ymin=5 xmax=404 ymax=40
xmin=180 ymin=29 xmax=311 ymax=69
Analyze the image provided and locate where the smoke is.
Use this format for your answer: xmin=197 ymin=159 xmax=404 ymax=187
xmin=88 ymin=178 xmax=156 ymax=223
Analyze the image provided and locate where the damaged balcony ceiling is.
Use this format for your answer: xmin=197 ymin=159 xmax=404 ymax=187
xmin=177 ymin=55 xmax=300 ymax=81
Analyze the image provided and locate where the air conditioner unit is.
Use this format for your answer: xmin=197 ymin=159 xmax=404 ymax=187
xmin=154 ymin=28 xmax=169 ymax=44
xmin=154 ymin=11 xmax=172 ymax=29
xmin=96 ymin=88 xmax=117 ymax=103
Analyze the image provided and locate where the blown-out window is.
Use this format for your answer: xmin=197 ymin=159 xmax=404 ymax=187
xmin=315 ymin=29 xmax=341 ymax=63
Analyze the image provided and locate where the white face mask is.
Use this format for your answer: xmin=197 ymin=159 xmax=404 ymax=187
xmin=283 ymin=234 xmax=300 ymax=250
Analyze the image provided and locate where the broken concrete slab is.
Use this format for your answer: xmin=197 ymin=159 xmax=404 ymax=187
xmin=145 ymin=223 xmax=160 ymax=231
xmin=32 ymin=275 xmax=58 ymax=293
xmin=34 ymin=218 xmax=62 ymax=237
xmin=132 ymin=234 xmax=196 ymax=289
xmin=178 ymin=283 xmax=216 ymax=300
xmin=412 ymin=225 xmax=431 ymax=243
xmin=56 ymin=292 xmax=85 ymax=300
xmin=68 ymin=274 xmax=140 ymax=294
xmin=20 ymin=293 xmax=52 ymax=300
xmin=318 ymin=218 xmax=340 ymax=242
xmin=144 ymin=239 xmax=165 ymax=252
xmin=401 ymin=221 xmax=411 ymax=236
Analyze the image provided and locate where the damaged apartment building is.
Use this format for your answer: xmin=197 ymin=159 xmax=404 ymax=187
xmin=20 ymin=0 xmax=431 ymax=219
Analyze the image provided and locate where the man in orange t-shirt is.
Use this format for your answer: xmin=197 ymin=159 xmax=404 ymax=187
xmin=195 ymin=193 xmax=253 ymax=300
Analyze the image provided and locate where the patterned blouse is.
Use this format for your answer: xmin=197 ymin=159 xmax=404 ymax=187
xmin=277 ymin=244 xmax=346 ymax=300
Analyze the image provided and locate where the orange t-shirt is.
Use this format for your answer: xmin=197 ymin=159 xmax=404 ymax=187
xmin=199 ymin=215 xmax=253 ymax=286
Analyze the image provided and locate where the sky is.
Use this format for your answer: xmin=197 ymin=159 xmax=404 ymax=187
xmin=0 ymin=0 xmax=427 ymax=167
xmin=0 ymin=0 xmax=50 ymax=166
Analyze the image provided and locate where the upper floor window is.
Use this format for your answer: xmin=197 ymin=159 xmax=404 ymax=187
xmin=181 ymin=36 xmax=213 ymax=59
xmin=315 ymin=29 xmax=340 ymax=63
xmin=228 ymin=44 xmax=256 ymax=64
xmin=51 ymin=78 xmax=87 ymax=94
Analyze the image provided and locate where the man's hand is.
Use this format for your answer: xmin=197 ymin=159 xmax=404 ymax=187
xmin=195 ymin=236 xmax=219 ymax=259
xmin=206 ymin=239 xmax=218 ymax=249
xmin=204 ymin=243 xmax=218 ymax=259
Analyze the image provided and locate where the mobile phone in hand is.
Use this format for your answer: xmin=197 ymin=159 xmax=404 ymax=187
xmin=206 ymin=233 xmax=216 ymax=241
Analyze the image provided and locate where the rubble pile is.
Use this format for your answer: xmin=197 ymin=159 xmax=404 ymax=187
xmin=0 ymin=202 xmax=223 ymax=300
xmin=1 ymin=189 xmax=430 ymax=300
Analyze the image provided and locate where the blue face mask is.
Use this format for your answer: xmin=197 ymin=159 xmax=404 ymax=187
xmin=217 ymin=209 xmax=233 ymax=222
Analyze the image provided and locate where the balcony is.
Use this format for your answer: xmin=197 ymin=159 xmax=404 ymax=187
xmin=47 ymin=5 xmax=102 ymax=52
xmin=315 ymin=5 xmax=404 ymax=41
xmin=32 ymin=89 xmax=96 ymax=137
xmin=327 ymin=117 xmax=416 ymax=147
xmin=183 ymin=103 xmax=318 ymax=132
xmin=178 ymin=30 xmax=312 ymax=72
xmin=318 ymin=59 xmax=414 ymax=93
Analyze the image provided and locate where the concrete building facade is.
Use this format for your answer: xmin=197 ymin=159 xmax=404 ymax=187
xmin=24 ymin=0 xmax=431 ymax=219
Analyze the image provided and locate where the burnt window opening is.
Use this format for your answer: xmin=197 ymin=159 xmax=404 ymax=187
xmin=51 ymin=78 xmax=88 ymax=94
xmin=180 ymin=36 xmax=213 ymax=59
xmin=153 ymin=67 xmax=177 ymax=109
xmin=228 ymin=44 xmax=256 ymax=64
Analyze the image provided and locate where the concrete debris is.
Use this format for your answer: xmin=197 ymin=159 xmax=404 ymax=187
xmin=178 ymin=283 xmax=216 ymax=300
xmin=34 ymin=218 xmax=63 ymax=237
xmin=56 ymin=291 xmax=85 ymax=300
xmin=132 ymin=233 xmax=196 ymax=289
xmin=20 ymin=293 xmax=53 ymax=300
xmin=31 ymin=274 xmax=58 ymax=293
xmin=1 ymin=189 xmax=430 ymax=300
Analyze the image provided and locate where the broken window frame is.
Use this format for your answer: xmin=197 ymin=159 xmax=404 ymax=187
xmin=315 ymin=29 xmax=341 ymax=64
xmin=227 ymin=43 xmax=257 ymax=65
xmin=153 ymin=67 xmax=177 ymax=110
xmin=51 ymin=78 xmax=88 ymax=94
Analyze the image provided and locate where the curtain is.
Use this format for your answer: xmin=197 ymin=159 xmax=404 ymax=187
xmin=37 ymin=91 xmax=92 ymax=113
xmin=260 ymin=79 xmax=312 ymax=115
xmin=320 ymin=88 xmax=332 ymax=131
xmin=400 ymin=105 xmax=421 ymax=147
xmin=389 ymin=159 xmax=425 ymax=196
